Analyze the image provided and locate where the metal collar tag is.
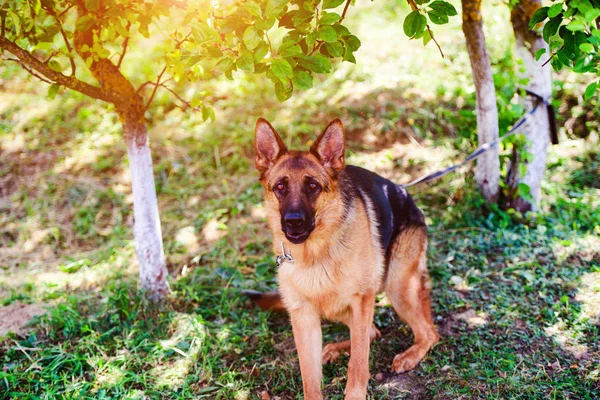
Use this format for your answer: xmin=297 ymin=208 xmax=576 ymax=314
xmin=276 ymin=241 xmax=294 ymax=267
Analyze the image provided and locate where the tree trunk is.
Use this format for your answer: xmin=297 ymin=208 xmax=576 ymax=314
xmin=505 ymin=0 xmax=552 ymax=212
xmin=124 ymin=117 xmax=170 ymax=301
xmin=462 ymin=0 xmax=501 ymax=203
xmin=72 ymin=6 xmax=170 ymax=300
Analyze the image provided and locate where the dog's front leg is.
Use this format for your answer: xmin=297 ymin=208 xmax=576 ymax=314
xmin=290 ymin=307 xmax=323 ymax=400
xmin=345 ymin=292 xmax=376 ymax=400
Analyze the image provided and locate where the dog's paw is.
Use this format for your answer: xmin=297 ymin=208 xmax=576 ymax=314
xmin=391 ymin=346 xmax=424 ymax=374
xmin=322 ymin=343 xmax=345 ymax=364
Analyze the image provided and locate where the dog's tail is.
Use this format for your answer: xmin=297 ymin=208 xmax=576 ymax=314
xmin=242 ymin=290 xmax=286 ymax=312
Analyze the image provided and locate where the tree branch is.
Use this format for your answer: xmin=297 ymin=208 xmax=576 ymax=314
xmin=140 ymin=81 xmax=199 ymax=112
xmin=43 ymin=5 xmax=77 ymax=76
xmin=309 ymin=40 xmax=324 ymax=55
xmin=59 ymin=5 xmax=74 ymax=17
xmin=43 ymin=51 xmax=59 ymax=63
xmin=1 ymin=11 xmax=6 ymax=37
xmin=340 ymin=0 xmax=353 ymax=22
xmin=117 ymin=22 xmax=131 ymax=68
xmin=157 ymin=83 xmax=195 ymax=110
xmin=3 ymin=58 xmax=53 ymax=84
xmin=175 ymin=31 xmax=192 ymax=48
xmin=426 ymin=26 xmax=444 ymax=58
xmin=0 ymin=36 xmax=115 ymax=103
xmin=145 ymin=65 xmax=168 ymax=110
xmin=160 ymin=83 xmax=197 ymax=111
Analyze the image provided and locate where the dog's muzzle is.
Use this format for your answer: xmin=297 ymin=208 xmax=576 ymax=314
xmin=282 ymin=211 xmax=314 ymax=244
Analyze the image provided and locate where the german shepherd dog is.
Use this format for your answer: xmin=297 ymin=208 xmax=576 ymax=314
xmin=249 ymin=118 xmax=439 ymax=399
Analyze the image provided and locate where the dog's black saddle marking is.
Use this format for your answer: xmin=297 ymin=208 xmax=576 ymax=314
xmin=339 ymin=165 xmax=426 ymax=259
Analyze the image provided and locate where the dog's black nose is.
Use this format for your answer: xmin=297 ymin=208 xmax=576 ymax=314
xmin=284 ymin=212 xmax=305 ymax=231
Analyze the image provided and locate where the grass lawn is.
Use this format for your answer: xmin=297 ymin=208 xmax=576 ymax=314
xmin=1 ymin=0 xmax=599 ymax=398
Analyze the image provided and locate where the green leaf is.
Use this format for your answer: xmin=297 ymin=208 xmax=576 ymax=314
xmin=202 ymin=105 xmax=215 ymax=122
xmin=404 ymin=11 xmax=427 ymax=38
xmin=325 ymin=41 xmax=344 ymax=57
xmin=292 ymin=71 xmax=313 ymax=89
xmin=529 ymin=7 xmax=549 ymax=29
xmin=193 ymin=22 xmax=220 ymax=45
xmin=279 ymin=42 xmax=303 ymax=57
xmin=320 ymin=12 xmax=341 ymax=25
xmin=323 ymin=0 xmax=346 ymax=10
xmin=422 ymin=29 xmax=432 ymax=46
xmin=345 ymin=35 xmax=361 ymax=51
xmin=237 ymin=51 xmax=255 ymax=72
xmin=576 ymin=0 xmax=593 ymax=14
xmin=47 ymin=83 xmax=59 ymax=100
xmin=415 ymin=0 xmax=431 ymax=4
xmin=270 ymin=58 xmax=293 ymax=79
xmin=579 ymin=42 xmax=594 ymax=53
xmin=298 ymin=54 xmax=332 ymax=73
xmin=254 ymin=45 xmax=270 ymax=62
xmin=332 ymin=23 xmax=351 ymax=36
xmin=550 ymin=53 xmax=564 ymax=71
xmin=303 ymin=1 xmax=315 ymax=12
xmin=535 ymin=47 xmax=546 ymax=61
xmin=518 ymin=182 xmax=531 ymax=197
xmin=318 ymin=26 xmax=338 ymax=43
xmin=543 ymin=15 xmax=563 ymax=42
xmin=76 ymin=15 xmax=95 ymax=32
xmin=429 ymin=1 xmax=458 ymax=16
xmin=7 ymin=10 xmax=20 ymax=35
xmin=584 ymin=8 xmax=600 ymax=23
xmin=428 ymin=11 xmax=449 ymax=25
xmin=85 ymin=0 xmax=99 ymax=11
xmin=547 ymin=3 xmax=563 ymax=19
xmin=343 ymin=48 xmax=356 ymax=63
xmin=48 ymin=59 xmax=63 ymax=72
xmin=563 ymin=30 xmax=577 ymax=58
xmin=306 ymin=31 xmax=317 ymax=48
xmin=245 ymin=1 xmax=263 ymax=18
xmin=557 ymin=49 xmax=572 ymax=67
xmin=584 ymin=81 xmax=597 ymax=100
xmin=243 ymin=26 xmax=261 ymax=50
xmin=566 ymin=19 xmax=586 ymax=32
xmin=266 ymin=0 xmax=288 ymax=18
xmin=274 ymin=80 xmax=293 ymax=102
xmin=574 ymin=53 xmax=594 ymax=72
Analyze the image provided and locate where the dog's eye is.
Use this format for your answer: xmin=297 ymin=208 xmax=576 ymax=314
xmin=308 ymin=182 xmax=319 ymax=190
xmin=275 ymin=183 xmax=285 ymax=191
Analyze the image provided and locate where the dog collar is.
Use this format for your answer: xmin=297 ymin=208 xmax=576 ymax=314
xmin=276 ymin=241 xmax=294 ymax=266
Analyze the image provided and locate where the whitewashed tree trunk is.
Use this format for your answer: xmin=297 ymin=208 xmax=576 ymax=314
xmin=462 ymin=0 xmax=501 ymax=203
xmin=506 ymin=0 xmax=552 ymax=212
xmin=125 ymin=123 xmax=170 ymax=301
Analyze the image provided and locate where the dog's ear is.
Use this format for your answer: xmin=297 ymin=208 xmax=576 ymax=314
xmin=310 ymin=119 xmax=345 ymax=173
xmin=255 ymin=118 xmax=287 ymax=175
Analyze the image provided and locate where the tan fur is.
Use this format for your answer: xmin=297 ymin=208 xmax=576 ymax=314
xmin=255 ymin=120 xmax=438 ymax=400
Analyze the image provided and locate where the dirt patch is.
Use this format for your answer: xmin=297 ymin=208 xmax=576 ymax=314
xmin=376 ymin=370 xmax=427 ymax=399
xmin=0 ymin=302 xmax=46 ymax=336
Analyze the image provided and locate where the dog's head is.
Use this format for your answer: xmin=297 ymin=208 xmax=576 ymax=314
xmin=254 ymin=118 xmax=345 ymax=244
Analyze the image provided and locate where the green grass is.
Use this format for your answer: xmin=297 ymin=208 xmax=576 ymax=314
xmin=1 ymin=0 xmax=600 ymax=398
xmin=2 ymin=169 xmax=599 ymax=399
